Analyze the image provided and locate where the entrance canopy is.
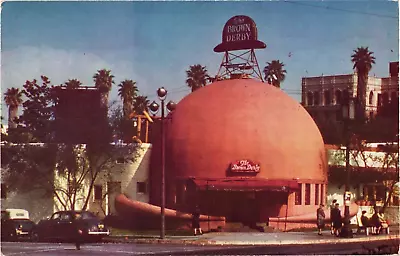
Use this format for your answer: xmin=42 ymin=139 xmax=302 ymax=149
xmin=188 ymin=178 xmax=299 ymax=192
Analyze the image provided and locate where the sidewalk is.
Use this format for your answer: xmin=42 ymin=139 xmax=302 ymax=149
xmin=104 ymin=228 xmax=400 ymax=246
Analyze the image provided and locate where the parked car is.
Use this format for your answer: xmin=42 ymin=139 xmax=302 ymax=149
xmin=31 ymin=210 xmax=110 ymax=242
xmin=1 ymin=209 xmax=36 ymax=241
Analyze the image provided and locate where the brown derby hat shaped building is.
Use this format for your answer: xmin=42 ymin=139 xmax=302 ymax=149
xmin=150 ymin=78 xmax=328 ymax=229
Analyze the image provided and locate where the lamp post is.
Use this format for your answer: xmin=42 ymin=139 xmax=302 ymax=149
xmin=340 ymin=97 xmax=355 ymax=238
xmin=149 ymin=87 xmax=176 ymax=239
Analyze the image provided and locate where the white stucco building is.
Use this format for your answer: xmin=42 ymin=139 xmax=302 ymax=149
xmin=1 ymin=143 xmax=152 ymax=222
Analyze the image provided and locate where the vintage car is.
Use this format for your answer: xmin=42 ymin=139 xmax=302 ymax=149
xmin=1 ymin=209 xmax=36 ymax=241
xmin=32 ymin=210 xmax=110 ymax=242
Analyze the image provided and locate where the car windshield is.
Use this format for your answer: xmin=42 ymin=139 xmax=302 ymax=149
xmin=79 ymin=211 xmax=97 ymax=220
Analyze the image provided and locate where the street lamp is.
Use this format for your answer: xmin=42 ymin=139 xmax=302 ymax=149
xmin=340 ymin=97 xmax=355 ymax=238
xmin=149 ymin=87 xmax=176 ymax=239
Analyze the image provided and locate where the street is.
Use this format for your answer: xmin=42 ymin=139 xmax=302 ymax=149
xmin=1 ymin=242 xmax=224 ymax=256
xmin=1 ymin=239 xmax=399 ymax=255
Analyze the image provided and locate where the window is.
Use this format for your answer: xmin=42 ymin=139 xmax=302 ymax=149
xmin=342 ymin=90 xmax=349 ymax=103
xmin=314 ymin=92 xmax=320 ymax=105
xmin=390 ymin=91 xmax=398 ymax=104
xmin=137 ymin=182 xmax=147 ymax=194
xmin=51 ymin=213 xmax=61 ymax=220
xmin=176 ymin=183 xmax=186 ymax=204
xmin=307 ymin=92 xmax=314 ymax=106
xmin=377 ymin=94 xmax=382 ymax=107
xmin=1 ymin=184 xmax=6 ymax=199
xmin=320 ymin=184 xmax=325 ymax=205
xmin=60 ymin=212 xmax=72 ymax=221
xmin=335 ymin=90 xmax=342 ymax=105
xmin=295 ymin=183 xmax=302 ymax=205
xmin=382 ymin=93 xmax=389 ymax=106
xmin=107 ymin=182 xmax=121 ymax=195
xmin=305 ymin=183 xmax=311 ymax=205
xmin=369 ymin=91 xmax=374 ymax=105
xmin=315 ymin=184 xmax=320 ymax=205
xmin=324 ymin=91 xmax=331 ymax=105
xmin=94 ymin=185 xmax=102 ymax=200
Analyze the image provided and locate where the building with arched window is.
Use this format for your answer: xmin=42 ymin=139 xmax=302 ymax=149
xmin=301 ymin=62 xmax=399 ymax=141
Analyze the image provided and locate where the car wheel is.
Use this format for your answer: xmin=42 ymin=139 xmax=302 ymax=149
xmin=31 ymin=231 xmax=40 ymax=242
xmin=8 ymin=232 xmax=17 ymax=242
xmin=94 ymin=236 xmax=103 ymax=243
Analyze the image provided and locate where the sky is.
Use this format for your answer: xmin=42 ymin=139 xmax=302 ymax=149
xmin=1 ymin=1 xmax=399 ymax=122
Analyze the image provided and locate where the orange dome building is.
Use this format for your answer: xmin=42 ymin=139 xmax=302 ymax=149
xmin=148 ymin=78 xmax=329 ymax=229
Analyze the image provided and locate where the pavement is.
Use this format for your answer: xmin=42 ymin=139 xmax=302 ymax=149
xmin=104 ymin=227 xmax=400 ymax=246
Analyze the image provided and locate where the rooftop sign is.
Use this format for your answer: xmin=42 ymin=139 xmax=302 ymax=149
xmin=214 ymin=15 xmax=266 ymax=52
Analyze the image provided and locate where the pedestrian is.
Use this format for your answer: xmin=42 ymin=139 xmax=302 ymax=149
xmin=73 ymin=212 xmax=83 ymax=250
xmin=330 ymin=199 xmax=337 ymax=235
xmin=372 ymin=208 xmax=386 ymax=234
xmin=360 ymin=210 xmax=371 ymax=228
xmin=331 ymin=203 xmax=342 ymax=237
xmin=192 ymin=206 xmax=202 ymax=236
xmin=316 ymin=204 xmax=325 ymax=235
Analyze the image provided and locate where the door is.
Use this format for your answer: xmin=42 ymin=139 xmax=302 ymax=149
xmin=57 ymin=212 xmax=75 ymax=240
xmin=107 ymin=182 xmax=121 ymax=215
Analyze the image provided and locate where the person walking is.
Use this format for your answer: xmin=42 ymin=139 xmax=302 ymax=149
xmin=316 ymin=204 xmax=326 ymax=235
xmin=329 ymin=199 xmax=337 ymax=235
xmin=192 ymin=206 xmax=202 ymax=236
xmin=331 ymin=203 xmax=342 ymax=237
xmin=73 ymin=212 xmax=83 ymax=250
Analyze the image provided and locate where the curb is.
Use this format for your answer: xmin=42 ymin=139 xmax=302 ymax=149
xmin=103 ymin=234 xmax=400 ymax=246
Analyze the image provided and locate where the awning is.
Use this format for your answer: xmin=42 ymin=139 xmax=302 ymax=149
xmin=189 ymin=178 xmax=299 ymax=192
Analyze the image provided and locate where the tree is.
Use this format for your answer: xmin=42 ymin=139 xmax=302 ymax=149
xmin=117 ymin=80 xmax=138 ymax=119
xmin=19 ymin=76 xmax=57 ymax=142
xmin=93 ymin=69 xmax=115 ymax=110
xmin=4 ymin=87 xmax=23 ymax=129
xmin=133 ymin=95 xmax=150 ymax=114
xmin=186 ymin=64 xmax=209 ymax=92
xmin=351 ymin=47 xmax=376 ymax=119
xmin=263 ymin=60 xmax=287 ymax=88
xmin=329 ymin=137 xmax=398 ymax=212
xmin=109 ymin=104 xmax=124 ymax=142
xmin=64 ymin=79 xmax=82 ymax=89
xmin=1 ymin=142 xmax=140 ymax=211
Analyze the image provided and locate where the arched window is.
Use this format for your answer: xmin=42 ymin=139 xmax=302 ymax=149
xmin=307 ymin=92 xmax=314 ymax=106
xmin=314 ymin=91 xmax=320 ymax=105
xmin=369 ymin=91 xmax=374 ymax=105
xmin=324 ymin=90 xmax=331 ymax=105
xmin=382 ymin=92 xmax=389 ymax=106
xmin=342 ymin=90 xmax=349 ymax=104
xmin=335 ymin=90 xmax=342 ymax=105
xmin=390 ymin=91 xmax=398 ymax=104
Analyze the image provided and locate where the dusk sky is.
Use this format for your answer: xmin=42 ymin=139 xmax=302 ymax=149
xmin=1 ymin=1 xmax=398 ymax=122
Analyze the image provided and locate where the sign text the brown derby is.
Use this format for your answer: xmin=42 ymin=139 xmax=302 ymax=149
xmin=226 ymin=23 xmax=251 ymax=43
xmin=231 ymin=160 xmax=260 ymax=173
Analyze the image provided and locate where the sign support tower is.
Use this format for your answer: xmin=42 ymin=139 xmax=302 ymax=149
xmin=214 ymin=15 xmax=266 ymax=82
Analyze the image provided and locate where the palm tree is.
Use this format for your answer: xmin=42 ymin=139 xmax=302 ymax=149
xmin=117 ymin=80 xmax=138 ymax=119
xmin=263 ymin=60 xmax=287 ymax=88
xmin=133 ymin=95 xmax=150 ymax=114
xmin=351 ymin=47 xmax=376 ymax=119
xmin=93 ymin=69 xmax=115 ymax=109
xmin=4 ymin=87 xmax=23 ymax=129
xmin=65 ymin=79 xmax=82 ymax=89
xmin=186 ymin=64 xmax=209 ymax=92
